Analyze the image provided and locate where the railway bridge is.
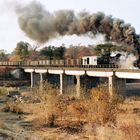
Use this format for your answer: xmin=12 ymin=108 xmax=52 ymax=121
xmin=22 ymin=66 xmax=140 ymax=97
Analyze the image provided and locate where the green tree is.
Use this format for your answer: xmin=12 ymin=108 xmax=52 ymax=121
xmin=40 ymin=45 xmax=66 ymax=60
xmin=12 ymin=41 xmax=30 ymax=60
xmin=92 ymin=43 xmax=134 ymax=55
xmin=93 ymin=43 xmax=113 ymax=55
xmin=0 ymin=49 xmax=7 ymax=61
xmin=40 ymin=46 xmax=55 ymax=60
xmin=54 ymin=46 xmax=65 ymax=59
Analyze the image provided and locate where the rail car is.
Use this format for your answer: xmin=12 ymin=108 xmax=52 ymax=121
xmin=0 ymin=58 xmax=118 ymax=68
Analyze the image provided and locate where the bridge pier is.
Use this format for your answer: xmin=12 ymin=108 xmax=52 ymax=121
xmin=30 ymin=71 xmax=34 ymax=88
xmin=60 ymin=74 xmax=77 ymax=95
xmin=24 ymin=69 xmax=34 ymax=88
xmin=109 ymin=76 xmax=126 ymax=96
xmin=65 ymin=70 xmax=85 ymax=98
xmin=40 ymin=73 xmax=43 ymax=88
xmin=35 ymin=69 xmax=47 ymax=90
xmin=76 ymin=75 xmax=80 ymax=98
xmin=47 ymin=70 xmax=65 ymax=95
xmin=60 ymin=74 xmax=66 ymax=95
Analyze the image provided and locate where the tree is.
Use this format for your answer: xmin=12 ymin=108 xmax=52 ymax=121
xmin=54 ymin=46 xmax=66 ymax=59
xmin=92 ymin=43 xmax=133 ymax=55
xmin=0 ymin=49 xmax=7 ymax=61
xmin=28 ymin=49 xmax=40 ymax=61
xmin=92 ymin=43 xmax=113 ymax=55
xmin=40 ymin=45 xmax=66 ymax=60
xmin=64 ymin=45 xmax=91 ymax=59
xmin=12 ymin=41 xmax=30 ymax=60
xmin=40 ymin=46 xmax=55 ymax=60
xmin=64 ymin=45 xmax=79 ymax=59
xmin=77 ymin=46 xmax=91 ymax=58
xmin=8 ymin=55 xmax=21 ymax=61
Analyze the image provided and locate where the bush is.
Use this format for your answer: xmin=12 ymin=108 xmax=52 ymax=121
xmin=31 ymin=82 xmax=123 ymax=130
xmin=121 ymin=123 xmax=140 ymax=140
xmin=0 ymin=87 xmax=8 ymax=95
xmin=85 ymin=85 xmax=123 ymax=125
xmin=0 ymin=121 xmax=6 ymax=129
xmin=31 ymin=81 xmax=59 ymax=127
xmin=3 ymin=101 xmax=24 ymax=114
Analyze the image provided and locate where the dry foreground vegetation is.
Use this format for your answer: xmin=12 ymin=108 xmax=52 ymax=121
xmin=0 ymin=82 xmax=140 ymax=140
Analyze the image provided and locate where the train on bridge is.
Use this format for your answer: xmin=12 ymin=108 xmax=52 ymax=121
xmin=0 ymin=53 xmax=138 ymax=69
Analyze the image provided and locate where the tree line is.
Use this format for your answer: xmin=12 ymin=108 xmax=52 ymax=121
xmin=0 ymin=41 xmax=137 ymax=61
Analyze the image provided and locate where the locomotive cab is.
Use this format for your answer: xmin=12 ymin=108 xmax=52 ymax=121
xmin=82 ymin=56 xmax=99 ymax=65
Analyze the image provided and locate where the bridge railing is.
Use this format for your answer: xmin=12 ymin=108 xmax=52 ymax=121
xmin=0 ymin=60 xmax=126 ymax=69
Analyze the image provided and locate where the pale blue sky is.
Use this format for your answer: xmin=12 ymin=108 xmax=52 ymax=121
xmin=0 ymin=0 xmax=140 ymax=52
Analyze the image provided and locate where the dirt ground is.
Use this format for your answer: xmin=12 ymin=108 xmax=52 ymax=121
xmin=0 ymin=91 xmax=140 ymax=140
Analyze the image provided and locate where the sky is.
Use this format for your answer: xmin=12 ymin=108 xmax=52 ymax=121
xmin=0 ymin=0 xmax=140 ymax=53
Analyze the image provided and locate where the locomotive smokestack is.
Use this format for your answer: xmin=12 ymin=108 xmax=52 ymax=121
xmin=16 ymin=1 xmax=140 ymax=54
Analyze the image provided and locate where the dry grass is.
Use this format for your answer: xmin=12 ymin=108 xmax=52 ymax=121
xmin=28 ymin=82 xmax=123 ymax=134
xmin=0 ymin=87 xmax=8 ymax=96
xmin=3 ymin=101 xmax=24 ymax=114
xmin=31 ymin=81 xmax=59 ymax=128
xmin=0 ymin=121 xmax=6 ymax=129
xmin=0 ymin=82 xmax=140 ymax=139
xmin=87 ymin=85 xmax=124 ymax=125
xmin=120 ymin=122 xmax=140 ymax=140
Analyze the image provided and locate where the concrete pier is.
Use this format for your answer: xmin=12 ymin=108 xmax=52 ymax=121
xmin=24 ymin=69 xmax=34 ymax=88
xmin=60 ymin=74 xmax=65 ymax=95
xmin=30 ymin=72 xmax=34 ymax=88
xmin=109 ymin=76 xmax=126 ymax=96
xmin=46 ymin=70 xmax=65 ymax=94
xmin=76 ymin=75 xmax=80 ymax=98
xmin=35 ymin=69 xmax=47 ymax=89
xmin=39 ymin=73 xmax=43 ymax=89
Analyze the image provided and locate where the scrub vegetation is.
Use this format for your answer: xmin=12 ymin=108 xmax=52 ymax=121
xmin=0 ymin=83 xmax=139 ymax=139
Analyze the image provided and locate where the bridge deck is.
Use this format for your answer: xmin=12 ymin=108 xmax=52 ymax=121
xmin=21 ymin=66 xmax=140 ymax=73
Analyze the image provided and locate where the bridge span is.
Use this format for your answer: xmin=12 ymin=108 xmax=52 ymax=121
xmin=23 ymin=66 xmax=140 ymax=97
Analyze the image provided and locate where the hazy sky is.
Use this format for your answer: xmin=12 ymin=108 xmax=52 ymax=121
xmin=0 ymin=0 xmax=140 ymax=52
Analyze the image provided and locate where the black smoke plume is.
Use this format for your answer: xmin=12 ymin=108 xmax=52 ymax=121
xmin=16 ymin=1 xmax=140 ymax=54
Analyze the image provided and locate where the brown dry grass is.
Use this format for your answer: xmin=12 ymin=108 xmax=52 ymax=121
xmin=120 ymin=122 xmax=140 ymax=140
xmin=88 ymin=85 xmax=124 ymax=125
xmin=3 ymin=101 xmax=24 ymax=114
xmin=28 ymin=82 xmax=123 ymax=132
xmin=1 ymin=82 xmax=140 ymax=139
xmin=30 ymin=81 xmax=59 ymax=127
xmin=0 ymin=121 xmax=6 ymax=129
